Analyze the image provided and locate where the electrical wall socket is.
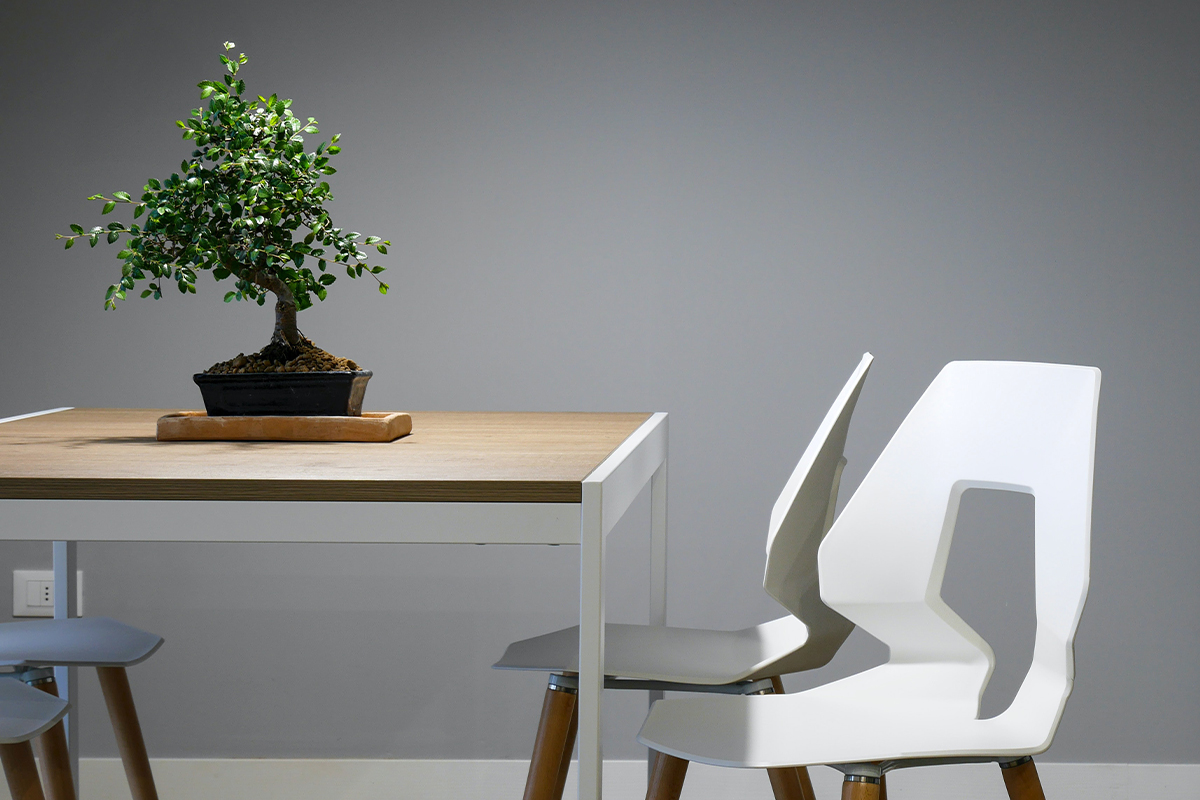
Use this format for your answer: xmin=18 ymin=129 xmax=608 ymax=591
xmin=12 ymin=570 xmax=84 ymax=617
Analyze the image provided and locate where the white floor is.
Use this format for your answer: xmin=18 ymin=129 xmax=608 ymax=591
xmin=3 ymin=759 xmax=1193 ymax=800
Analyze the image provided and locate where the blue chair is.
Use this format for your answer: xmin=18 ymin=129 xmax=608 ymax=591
xmin=0 ymin=618 xmax=163 ymax=800
xmin=0 ymin=677 xmax=67 ymax=800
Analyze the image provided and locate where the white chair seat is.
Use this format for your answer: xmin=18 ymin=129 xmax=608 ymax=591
xmin=0 ymin=678 xmax=68 ymax=744
xmin=0 ymin=617 xmax=163 ymax=668
xmin=639 ymin=663 xmax=1051 ymax=767
xmin=494 ymin=615 xmax=848 ymax=685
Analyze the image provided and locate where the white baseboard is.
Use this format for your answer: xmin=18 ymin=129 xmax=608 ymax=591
xmin=2 ymin=758 xmax=1194 ymax=799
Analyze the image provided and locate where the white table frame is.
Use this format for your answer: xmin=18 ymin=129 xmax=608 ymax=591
xmin=0 ymin=408 xmax=669 ymax=800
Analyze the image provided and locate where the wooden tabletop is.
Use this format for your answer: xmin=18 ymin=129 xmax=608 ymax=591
xmin=0 ymin=409 xmax=653 ymax=503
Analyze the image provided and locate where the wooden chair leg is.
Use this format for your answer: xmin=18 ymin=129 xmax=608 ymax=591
xmin=524 ymin=678 xmax=578 ymax=800
xmin=878 ymin=773 xmax=888 ymax=800
xmin=0 ymin=741 xmax=46 ymax=800
xmin=28 ymin=679 xmax=76 ymax=800
xmin=764 ymin=677 xmax=817 ymax=800
xmin=550 ymin=697 xmax=579 ymax=800
xmin=840 ymin=776 xmax=880 ymax=800
xmin=999 ymin=756 xmax=1046 ymax=800
xmin=96 ymin=667 xmax=159 ymax=800
xmin=646 ymin=750 xmax=688 ymax=800
xmin=769 ymin=766 xmax=812 ymax=800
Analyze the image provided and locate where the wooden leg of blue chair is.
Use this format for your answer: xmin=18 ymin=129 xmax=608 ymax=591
xmin=1000 ymin=757 xmax=1046 ymax=800
xmin=524 ymin=677 xmax=578 ymax=800
xmin=840 ymin=776 xmax=880 ymax=800
xmin=0 ymin=741 xmax=46 ymax=800
xmin=97 ymin=667 xmax=158 ymax=800
xmin=646 ymin=750 xmax=688 ymax=800
xmin=28 ymin=679 xmax=76 ymax=800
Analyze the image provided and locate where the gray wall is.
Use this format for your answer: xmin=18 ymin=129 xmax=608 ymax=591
xmin=2 ymin=0 xmax=1197 ymax=763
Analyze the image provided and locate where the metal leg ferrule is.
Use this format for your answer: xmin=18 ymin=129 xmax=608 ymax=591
xmin=548 ymin=673 xmax=579 ymax=694
xmin=844 ymin=775 xmax=882 ymax=785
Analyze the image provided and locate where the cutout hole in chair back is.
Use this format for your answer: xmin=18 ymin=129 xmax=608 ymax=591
xmin=941 ymin=487 xmax=1037 ymax=720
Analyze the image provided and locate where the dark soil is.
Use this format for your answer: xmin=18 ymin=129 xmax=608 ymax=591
xmin=204 ymin=338 xmax=362 ymax=374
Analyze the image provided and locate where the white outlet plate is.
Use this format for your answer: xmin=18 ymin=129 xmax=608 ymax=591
xmin=12 ymin=570 xmax=84 ymax=617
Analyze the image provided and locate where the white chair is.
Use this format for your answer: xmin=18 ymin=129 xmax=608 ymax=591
xmin=0 ymin=617 xmax=164 ymax=800
xmin=638 ymin=360 xmax=1101 ymax=800
xmin=0 ymin=677 xmax=68 ymax=800
xmin=494 ymin=353 xmax=874 ymax=800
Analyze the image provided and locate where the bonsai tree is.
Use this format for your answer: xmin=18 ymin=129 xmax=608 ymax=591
xmin=57 ymin=42 xmax=389 ymax=364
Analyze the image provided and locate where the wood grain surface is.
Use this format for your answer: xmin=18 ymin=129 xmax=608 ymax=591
xmin=0 ymin=409 xmax=652 ymax=503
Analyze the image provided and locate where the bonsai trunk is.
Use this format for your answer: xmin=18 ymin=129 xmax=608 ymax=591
xmin=250 ymin=270 xmax=302 ymax=347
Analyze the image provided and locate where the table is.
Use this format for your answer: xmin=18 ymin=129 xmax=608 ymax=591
xmin=0 ymin=408 xmax=670 ymax=800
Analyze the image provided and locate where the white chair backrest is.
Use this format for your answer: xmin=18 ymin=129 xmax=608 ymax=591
xmin=763 ymin=353 xmax=873 ymax=638
xmin=819 ymin=361 xmax=1100 ymax=733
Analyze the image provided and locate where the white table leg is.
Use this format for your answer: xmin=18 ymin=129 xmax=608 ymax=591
xmin=578 ymin=482 xmax=605 ymax=800
xmin=647 ymin=459 xmax=668 ymax=782
xmin=53 ymin=540 xmax=80 ymax=792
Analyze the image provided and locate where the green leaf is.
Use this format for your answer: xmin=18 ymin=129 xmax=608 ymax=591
xmin=376 ymin=245 xmax=387 ymax=255
xmin=112 ymin=191 xmax=132 ymax=202
xmin=89 ymin=234 xmax=99 ymax=247
xmin=331 ymin=133 xmax=340 ymax=143
xmin=379 ymin=283 xmax=389 ymax=295
xmin=224 ymin=291 xmax=236 ymax=303
xmin=134 ymin=205 xmax=145 ymax=218
xmin=326 ymin=145 xmax=341 ymax=154
xmin=69 ymin=224 xmax=83 ymax=234
xmin=364 ymin=236 xmax=380 ymax=245
xmin=102 ymin=202 xmax=116 ymax=215
xmin=140 ymin=289 xmax=153 ymax=298
xmin=64 ymin=238 xmax=74 ymax=250
xmin=107 ymin=231 xmax=120 ymax=244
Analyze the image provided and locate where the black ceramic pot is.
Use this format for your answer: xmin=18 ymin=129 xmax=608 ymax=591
xmin=193 ymin=371 xmax=372 ymax=416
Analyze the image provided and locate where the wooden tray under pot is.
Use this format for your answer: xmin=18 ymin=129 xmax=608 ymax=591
xmin=157 ymin=411 xmax=412 ymax=442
